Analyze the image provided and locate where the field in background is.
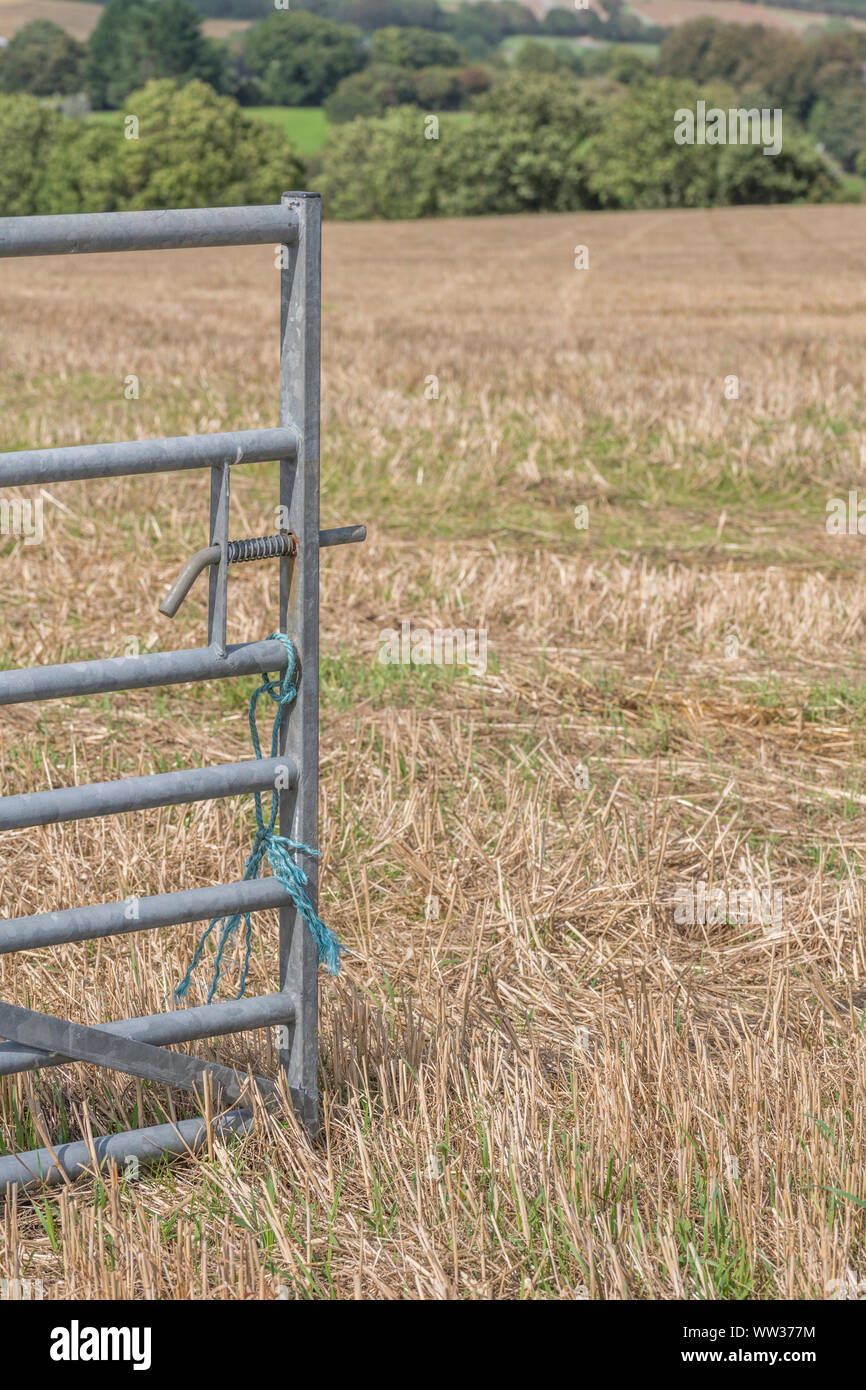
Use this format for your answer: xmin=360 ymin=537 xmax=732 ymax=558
xmin=0 ymin=1 xmax=102 ymax=44
xmin=500 ymin=34 xmax=663 ymax=56
xmin=3 ymin=0 xmax=864 ymax=43
xmin=0 ymin=0 xmax=252 ymax=42
xmin=88 ymin=103 xmax=331 ymax=156
xmin=630 ymin=0 xmax=866 ymax=28
xmin=250 ymin=106 xmax=331 ymax=157
xmin=1 ymin=205 xmax=866 ymax=1298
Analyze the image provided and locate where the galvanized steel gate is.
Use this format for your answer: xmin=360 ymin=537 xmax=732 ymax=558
xmin=0 ymin=195 xmax=362 ymax=1193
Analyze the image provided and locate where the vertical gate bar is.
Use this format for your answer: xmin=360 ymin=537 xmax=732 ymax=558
xmin=279 ymin=191 xmax=321 ymax=1137
xmin=207 ymin=460 xmax=230 ymax=656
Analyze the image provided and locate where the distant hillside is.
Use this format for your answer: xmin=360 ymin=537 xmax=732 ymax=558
xmin=699 ymin=0 xmax=866 ymax=11
xmin=6 ymin=0 xmax=866 ymax=45
xmin=0 ymin=1 xmax=253 ymax=43
xmin=631 ymin=0 xmax=866 ymax=30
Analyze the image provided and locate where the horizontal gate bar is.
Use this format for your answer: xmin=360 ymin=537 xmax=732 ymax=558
xmin=0 ymin=755 xmax=295 ymax=832
xmin=0 ymin=638 xmax=288 ymax=708
xmin=0 ymin=991 xmax=293 ymax=1077
xmin=0 ymin=878 xmax=291 ymax=955
xmin=0 ymin=204 xmax=297 ymax=259
xmin=0 ymin=426 xmax=297 ymax=488
xmin=0 ymin=1108 xmax=254 ymax=1195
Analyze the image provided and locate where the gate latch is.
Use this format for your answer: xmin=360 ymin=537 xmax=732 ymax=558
xmin=159 ymin=525 xmax=365 ymax=619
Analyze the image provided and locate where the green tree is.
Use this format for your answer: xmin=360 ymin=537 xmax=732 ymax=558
xmin=243 ymin=11 xmax=365 ymax=105
xmin=325 ymin=60 xmax=489 ymax=121
xmin=0 ymin=94 xmax=63 ymax=215
xmin=583 ymin=78 xmax=724 ymax=208
xmin=188 ymin=0 xmax=271 ymax=14
xmin=37 ymin=121 xmax=131 ymax=214
xmin=318 ymin=106 xmax=444 ymax=218
xmin=602 ymin=46 xmax=653 ymax=86
xmin=658 ymin=18 xmax=863 ymax=123
xmin=583 ymin=77 xmax=836 ymax=209
xmin=541 ymin=7 xmax=587 ymax=36
xmin=324 ymin=63 xmax=416 ymax=121
xmin=513 ymin=41 xmax=573 ymax=75
xmin=0 ymin=21 xmax=86 ymax=97
xmin=42 ymin=79 xmax=305 ymax=212
xmin=436 ymin=111 xmax=595 ymax=215
xmin=300 ymin=0 xmax=445 ymax=28
xmin=369 ymin=26 xmax=464 ymax=68
xmin=714 ymin=133 xmax=837 ymax=205
xmin=411 ymin=65 xmax=464 ymax=110
xmin=439 ymin=72 xmax=599 ymax=214
xmin=86 ymin=0 xmax=227 ymax=110
xmin=444 ymin=0 xmax=537 ymax=58
xmin=808 ymin=84 xmax=866 ymax=171
xmin=470 ymin=68 xmax=583 ymax=122
xmin=455 ymin=66 xmax=493 ymax=100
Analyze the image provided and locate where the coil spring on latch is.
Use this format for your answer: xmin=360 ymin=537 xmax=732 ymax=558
xmin=226 ymin=532 xmax=298 ymax=564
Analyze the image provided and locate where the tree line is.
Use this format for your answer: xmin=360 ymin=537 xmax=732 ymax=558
xmin=0 ymin=0 xmax=664 ymax=112
xmin=0 ymin=65 xmax=840 ymax=222
xmin=0 ymin=7 xmax=860 ymax=219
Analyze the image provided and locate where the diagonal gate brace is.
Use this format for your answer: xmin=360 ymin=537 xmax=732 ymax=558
xmin=0 ymin=1001 xmax=276 ymax=1109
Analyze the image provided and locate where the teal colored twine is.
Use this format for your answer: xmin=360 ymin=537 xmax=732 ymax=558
xmin=174 ymin=632 xmax=344 ymax=1004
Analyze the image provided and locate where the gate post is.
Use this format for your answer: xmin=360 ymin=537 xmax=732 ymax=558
xmin=279 ymin=191 xmax=322 ymax=1136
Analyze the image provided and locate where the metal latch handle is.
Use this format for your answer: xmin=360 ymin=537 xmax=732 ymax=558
xmin=159 ymin=525 xmax=366 ymax=618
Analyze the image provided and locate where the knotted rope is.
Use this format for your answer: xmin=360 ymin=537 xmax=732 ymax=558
xmin=174 ymin=631 xmax=343 ymax=1004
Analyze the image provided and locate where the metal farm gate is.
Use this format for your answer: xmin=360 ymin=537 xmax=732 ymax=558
xmin=0 ymin=195 xmax=362 ymax=1192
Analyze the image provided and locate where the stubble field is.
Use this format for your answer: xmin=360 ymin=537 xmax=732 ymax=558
xmin=1 ymin=203 xmax=866 ymax=1299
